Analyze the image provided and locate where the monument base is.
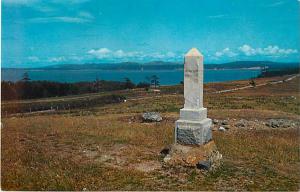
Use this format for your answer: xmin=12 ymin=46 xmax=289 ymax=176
xmin=175 ymin=117 xmax=212 ymax=145
xmin=162 ymin=141 xmax=222 ymax=171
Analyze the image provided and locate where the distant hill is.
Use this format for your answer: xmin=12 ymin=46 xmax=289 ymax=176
xmin=3 ymin=61 xmax=298 ymax=71
xmin=41 ymin=61 xmax=182 ymax=71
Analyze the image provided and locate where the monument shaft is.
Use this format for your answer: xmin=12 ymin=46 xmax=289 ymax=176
xmin=184 ymin=55 xmax=203 ymax=109
xmin=175 ymin=48 xmax=212 ymax=145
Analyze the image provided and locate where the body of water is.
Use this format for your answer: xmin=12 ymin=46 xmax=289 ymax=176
xmin=1 ymin=69 xmax=261 ymax=85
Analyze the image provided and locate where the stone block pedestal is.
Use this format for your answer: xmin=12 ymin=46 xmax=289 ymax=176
xmin=176 ymin=107 xmax=212 ymax=145
xmin=179 ymin=108 xmax=207 ymax=121
xmin=175 ymin=117 xmax=212 ymax=145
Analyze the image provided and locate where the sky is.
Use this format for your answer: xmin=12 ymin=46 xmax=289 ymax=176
xmin=1 ymin=0 xmax=300 ymax=68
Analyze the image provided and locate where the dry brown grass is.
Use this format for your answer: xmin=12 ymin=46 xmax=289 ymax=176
xmin=1 ymin=75 xmax=300 ymax=190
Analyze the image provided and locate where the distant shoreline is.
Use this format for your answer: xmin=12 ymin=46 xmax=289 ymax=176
xmin=1 ymin=60 xmax=299 ymax=71
xmin=1 ymin=67 xmax=262 ymax=71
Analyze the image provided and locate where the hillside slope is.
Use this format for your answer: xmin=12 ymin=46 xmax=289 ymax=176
xmin=1 ymin=75 xmax=299 ymax=190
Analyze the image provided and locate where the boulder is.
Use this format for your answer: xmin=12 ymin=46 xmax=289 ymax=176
xmin=266 ymin=119 xmax=292 ymax=128
xmin=142 ymin=112 xmax=162 ymax=122
xmin=266 ymin=119 xmax=280 ymax=128
xmin=212 ymin=119 xmax=219 ymax=124
xmin=235 ymin=119 xmax=246 ymax=128
xmin=221 ymin=120 xmax=229 ymax=125
xmin=224 ymin=125 xmax=231 ymax=130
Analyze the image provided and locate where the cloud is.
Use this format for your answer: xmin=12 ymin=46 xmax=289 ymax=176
xmin=28 ymin=8 xmax=94 ymax=23
xmin=29 ymin=4 xmax=95 ymax=23
xmin=17 ymin=0 xmax=96 ymax=23
xmin=2 ymin=0 xmax=90 ymax=5
xmin=3 ymin=1 xmax=57 ymax=13
xmin=238 ymin=45 xmax=256 ymax=56
xmin=28 ymin=55 xmax=83 ymax=64
xmin=78 ymin=11 xmax=95 ymax=19
xmin=51 ymin=0 xmax=91 ymax=4
xmin=87 ymin=48 xmax=179 ymax=61
xmin=2 ymin=0 xmax=38 ymax=5
xmin=215 ymin=48 xmax=238 ymax=57
xmin=69 ymin=55 xmax=84 ymax=61
xmin=212 ymin=45 xmax=298 ymax=60
xmin=48 ymin=56 xmax=66 ymax=63
xmin=239 ymin=44 xmax=298 ymax=57
xmin=266 ymin=1 xmax=285 ymax=7
xmin=208 ymin=14 xmax=226 ymax=19
xmin=88 ymin=48 xmax=112 ymax=58
xmin=263 ymin=46 xmax=298 ymax=55
xmin=88 ymin=48 xmax=146 ymax=59
xmin=3 ymin=0 xmax=93 ymax=17
xmin=29 ymin=16 xmax=92 ymax=23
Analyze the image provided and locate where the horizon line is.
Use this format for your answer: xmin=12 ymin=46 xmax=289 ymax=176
xmin=1 ymin=60 xmax=300 ymax=69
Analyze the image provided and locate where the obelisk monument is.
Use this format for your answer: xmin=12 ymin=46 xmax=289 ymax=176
xmin=175 ymin=48 xmax=212 ymax=145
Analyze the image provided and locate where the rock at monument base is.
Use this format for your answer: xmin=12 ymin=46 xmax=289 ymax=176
xmin=175 ymin=118 xmax=212 ymax=145
xmin=212 ymin=119 xmax=219 ymax=124
xmin=221 ymin=120 xmax=229 ymax=125
xmin=197 ymin=160 xmax=210 ymax=170
xmin=218 ymin=126 xmax=226 ymax=131
xmin=161 ymin=141 xmax=222 ymax=171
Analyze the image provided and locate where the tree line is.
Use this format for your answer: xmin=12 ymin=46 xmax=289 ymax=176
xmin=1 ymin=73 xmax=160 ymax=100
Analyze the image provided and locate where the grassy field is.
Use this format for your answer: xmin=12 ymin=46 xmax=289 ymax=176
xmin=1 ymin=75 xmax=300 ymax=191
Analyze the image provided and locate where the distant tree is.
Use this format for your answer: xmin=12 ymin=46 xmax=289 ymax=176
xmin=249 ymin=79 xmax=256 ymax=87
xmin=124 ymin=77 xmax=135 ymax=89
xmin=22 ymin=72 xmax=31 ymax=81
xmin=150 ymin=75 xmax=160 ymax=88
xmin=94 ymin=77 xmax=101 ymax=92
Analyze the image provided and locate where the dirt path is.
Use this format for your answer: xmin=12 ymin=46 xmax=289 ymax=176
xmin=212 ymin=74 xmax=299 ymax=94
xmin=128 ymin=74 xmax=300 ymax=101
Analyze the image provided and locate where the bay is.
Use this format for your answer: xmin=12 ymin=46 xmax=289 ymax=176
xmin=1 ymin=69 xmax=261 ymax=85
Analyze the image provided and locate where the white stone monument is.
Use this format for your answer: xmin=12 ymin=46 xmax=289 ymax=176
xmin=175 ymin=48 xmax=212 ymax=145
